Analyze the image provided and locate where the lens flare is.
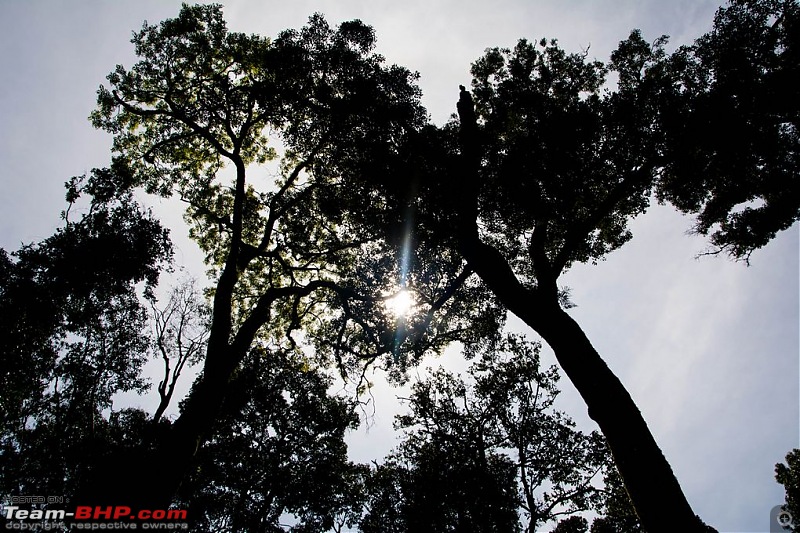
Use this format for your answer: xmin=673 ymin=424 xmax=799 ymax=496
xmin=385 ymin=289 xmax=415 ymax=318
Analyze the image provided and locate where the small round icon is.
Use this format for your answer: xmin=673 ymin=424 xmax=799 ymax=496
xmin=778 ymin=510 xmax=794 ymax=528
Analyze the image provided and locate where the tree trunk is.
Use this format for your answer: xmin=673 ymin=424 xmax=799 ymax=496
xmin=529 ymin=303 xmax=709 ymax=532
xmin=458 ymin=232 xmax=712 ymax=532
xmin=454 ymin=88 xmax=713 ymax=532
xmin=77 ymin=344 xmax=241 ymax=510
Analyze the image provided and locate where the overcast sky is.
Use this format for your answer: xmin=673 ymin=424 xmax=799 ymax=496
xmin=1 ymin=2 xmax=797 ymax=532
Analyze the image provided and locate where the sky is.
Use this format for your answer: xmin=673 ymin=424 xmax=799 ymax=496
xmin=0 ymin=1 xmax=797 ymax=532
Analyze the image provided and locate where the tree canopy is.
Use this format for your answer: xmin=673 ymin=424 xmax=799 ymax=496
xmin=361 ymin=335 xmax=613 ymax=532
xmin=0 ymin=169 xmax=172 ymax=499
xmin=1 ymin=1 xmax=797 ymax=532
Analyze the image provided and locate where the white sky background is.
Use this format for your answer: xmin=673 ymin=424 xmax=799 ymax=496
xmin=0 ymin=1 xmax=797 ymax=531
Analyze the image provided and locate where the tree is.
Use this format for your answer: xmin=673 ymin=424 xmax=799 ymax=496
xmin=362 ymin=436 xmax=521 ymax=533
xmin=775 ymin=449 xmax=800 ymax=533
xmin=0 ymin=167 xmax=172 ymax=500
xmin=85 ymin=4 xmax=483 ymax=506
xmin=176 ymin=349 xmax=361 ymax=532
xmin=360 ymin=335 xmax=611 ymax=532
xmin=377 ymin=1 xmax=797 ymax=530
xmin=150 ymin=278 xmax=209 ymax=423
xmin=358 ymin=461 xmax=408 ymax=533
xmin=434 ymin=2 xmax=798 ymax=531
xmin=0 ymin=168 xmax=370 ymax=531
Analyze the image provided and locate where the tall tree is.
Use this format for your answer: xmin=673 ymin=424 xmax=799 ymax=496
xmin=444 ymin=1 xmax=797 ymax=530
xmin=448 ymin=36 xmax=699 ymax=531
xmin=332 ymin=0 xmax=796 ymax=530
xmin=85 ymin=5 xmax=482 ymax=506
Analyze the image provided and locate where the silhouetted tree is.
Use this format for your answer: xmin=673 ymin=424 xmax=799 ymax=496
xmin=362 ymin=437 xmax=521 ymax=533
xmin=360 ymin=336 xmax=611 ymax=532
xmin=554 ymin=516 xmax=589 ymax=533
xmin=371 ymin=1 xmax=797 ymax=530
xmin=0 ymin=174 xmax=371 ymax=531
xmin=150 ymin=278 xmax=209 ymax=423
xmin=775 ymin=449 xmax=800 ymax=533
xmin=657 ymin=0 xmax=800 ymax=260
xmin=0 ymin=167 xmax=172 ymax=499
xmin=177 ymin=349 xmax=360 ymax=532
xmin=86 ymin=4 xmax=482 ymax=506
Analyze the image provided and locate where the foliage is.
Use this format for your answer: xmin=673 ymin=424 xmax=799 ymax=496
xmin=177 ymin=350 xmax=360 ymax=532
xmin=554 ymin=516 xmax=589 ymax=533
xmin=88 ymin=3 xmax=489 ymax=383
xmin=448 ymin=33 xmax=659 ymax=290
xmin=360 ymin=335 xmax=611 ymax=532
xmin=775 ymin=448 xmax=800 ymax=532
xmin=0 ymin=169 xmax=172 ymax=498
xmin=361 ymin=441 xmax=520 ymax=533
xmin=657 ymin=0 xmax=800 ymax=260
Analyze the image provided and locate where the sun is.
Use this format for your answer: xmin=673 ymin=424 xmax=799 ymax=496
xmin=384 ymin=288 xmax=415 ymax=319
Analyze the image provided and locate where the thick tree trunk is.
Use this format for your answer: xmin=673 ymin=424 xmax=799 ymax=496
xmin=454 ymin=88 xmax=713 ymax=532
xmin=529 ymin=305 xmax=709 ymax=532
xmin=460 ymin=236 xmax=712 ymax=532
xmin=78 ymin=344 xmax=242 ymax=511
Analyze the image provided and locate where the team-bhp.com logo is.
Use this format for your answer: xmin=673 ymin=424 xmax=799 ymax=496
xmin=4 ymin=504 xmax=188 ymax=530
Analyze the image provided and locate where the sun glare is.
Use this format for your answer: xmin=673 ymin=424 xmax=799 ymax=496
xmin=385 ymin=289 xmax=415 ymax=319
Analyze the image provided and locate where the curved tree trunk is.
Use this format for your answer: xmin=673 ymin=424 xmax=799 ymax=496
xmin=458 ymin=233 xmax=712 ymax=532
xmin=454 ymin=88 xmax=713 ymax=532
